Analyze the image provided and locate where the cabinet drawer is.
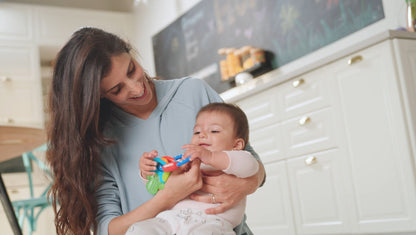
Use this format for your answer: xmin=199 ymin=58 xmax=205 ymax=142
xmin=0 ymin=81 xmax=43 ymax=127
xmin=283 ymin=108 xmax=337 ymax=158
xmin=250 ymin=122 xmax=285 ymax=163
xmin=0 ymin=44 xmax=39 ymax=81
xmin=237 ymin=86 xmax=282 ymax=130
xmin=281 ymin=68 xmax=332 ymax=120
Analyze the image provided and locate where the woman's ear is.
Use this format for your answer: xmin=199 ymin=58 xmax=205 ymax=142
xmin=233 ymin=138 xmax=245 ymax=151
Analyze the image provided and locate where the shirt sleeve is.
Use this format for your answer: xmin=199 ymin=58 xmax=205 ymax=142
xmin=244 ymin=142 xmax=266 ymax=187
xmin=95 ymin=148 xmax=123 ymax=235
xmin=223 ymin=150 xmax=259 ymax=178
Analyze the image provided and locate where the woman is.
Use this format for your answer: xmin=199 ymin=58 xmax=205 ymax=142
xmin=47 ymin=27 xmax=265 ymax=235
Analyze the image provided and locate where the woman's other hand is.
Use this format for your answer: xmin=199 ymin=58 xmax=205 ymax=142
xmin=190 ymin=169 xmax=260 ymax=214
xmin=138 ymin=150 xmax=158 ymax=179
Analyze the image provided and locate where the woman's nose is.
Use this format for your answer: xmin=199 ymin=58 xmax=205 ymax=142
xmin=126 ymin=78 xmax=143 ymax=94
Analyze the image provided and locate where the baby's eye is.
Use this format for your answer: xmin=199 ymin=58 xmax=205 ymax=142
xmin=211 ymin=130 xmax=220 ymax=133
xmin=193 ymin=131 xmax=200 ymax=135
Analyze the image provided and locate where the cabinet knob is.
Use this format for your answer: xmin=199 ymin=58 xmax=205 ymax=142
xmin=347 ymin=55 xmax=363 ymax=65
xmin=0 ymin=76 xmax=12 ymax=82
xmin=305 ymin=156 xmax=317 ymax=165
xmin=10 ymin=189 xmax=19 ymax=194
xmin=292 ymin=78 xmax=304 ymax=88
xmin=3 ymin=118 xmax=14 ymax=124
xmin=298 ymin=116 xmax=311 ymax=126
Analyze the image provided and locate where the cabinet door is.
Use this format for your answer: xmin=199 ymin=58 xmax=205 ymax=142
xmin=0 ymin=43 xmax=39 ymax=82
xmin=35 ymin=6 xmax=133 ymax=46
xmin=0 ymin=81 xmax=43 ymax=127
xmin=0 ymin=42 xmax=43 ymax=127
xmin=287 ymin=149 xmax=350 ymax=234
xmin=0 ymin=4 xmax=33 ymax=41
xmin=246 ymin=161 xmax=295 ymax=235
xmin=330 ymin=40 xmax=416 ymax=232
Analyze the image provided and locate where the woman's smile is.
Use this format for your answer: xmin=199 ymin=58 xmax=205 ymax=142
xmin=129 ymin=82 xmax=147 ymax=100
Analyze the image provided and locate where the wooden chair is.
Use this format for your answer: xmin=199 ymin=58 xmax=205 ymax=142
xmin=11 ymin=144 xmax=52 ymax=235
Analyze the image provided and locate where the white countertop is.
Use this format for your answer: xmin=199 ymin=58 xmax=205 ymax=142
xmin=220 ymin=30 xmax=416 ymax=103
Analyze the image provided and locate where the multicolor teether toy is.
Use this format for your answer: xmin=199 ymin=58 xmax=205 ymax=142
xmin=146 ymin=154 xmax=191 ymax=195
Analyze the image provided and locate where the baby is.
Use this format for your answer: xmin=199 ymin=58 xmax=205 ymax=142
xmin=128 ymin=102 xmax=259 ymax=235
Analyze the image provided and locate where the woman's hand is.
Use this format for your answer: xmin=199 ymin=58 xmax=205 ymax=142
xmin=162 ymin=159 xmax=203 ymax=203
xmin=190 ymin=163 xmax=264 ymax=214
xmin=109 ymin=159 xmax=203 ymax=235
xmin=138 ymin=150 xmax=158 ymax=179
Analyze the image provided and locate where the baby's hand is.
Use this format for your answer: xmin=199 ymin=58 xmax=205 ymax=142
xmin=139 ymin=150 xmax=158 ymax=179
xmin=182 ymin=144 xmax=213 ymax=165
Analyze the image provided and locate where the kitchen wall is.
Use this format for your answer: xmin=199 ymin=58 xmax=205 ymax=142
xmin=3 ymin=0 xmax=133 ymax=12
xmin=131 ymin=0 xmax=407 ymax=79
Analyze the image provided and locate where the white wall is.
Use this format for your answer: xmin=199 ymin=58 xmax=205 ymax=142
xmin=132 ymin=0 xmax=201 ymax=76
xmin=132 ymin=0 xmax=408 ymax=78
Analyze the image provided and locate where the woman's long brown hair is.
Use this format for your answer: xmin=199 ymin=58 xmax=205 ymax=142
xmin=47 ymin=27 xmax=131 ymax=234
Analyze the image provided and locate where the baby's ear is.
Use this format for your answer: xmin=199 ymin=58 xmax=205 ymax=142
xmin=233 ymin=138 xmax=245 ymax=150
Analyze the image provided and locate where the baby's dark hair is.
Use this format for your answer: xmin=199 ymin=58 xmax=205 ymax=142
xmin=197 ymin=102 xmax=249 ymax=147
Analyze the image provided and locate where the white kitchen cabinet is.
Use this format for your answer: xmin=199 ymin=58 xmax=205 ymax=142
xmin=328 ymin=39 xmax=416 ymax=233
xmin=282 ymin=107 xmax=338 ymax=158
xmin=34 ymin=6 xmax=133 ymax=47
xmin=0 ymin=3 xmax=33 ymax=41
xmin=287 ymin=149 xmax=350 ymax=234
xmin=392 ymin=39 xmax=416 ymax=171
xmin=280 ymin=68 xmax=332 ymax=121
xmin=231 ymin=34 xmax=416 ymax=234
xmin=0 ymin=42 xmax=39 ymax=82
xmin=246 ymin=161 xmax=295 ymax=235
xmin=0 ymin=42 xmax=43 ymax=127
xmin=239 ymin=63 xmax=348 ymax=234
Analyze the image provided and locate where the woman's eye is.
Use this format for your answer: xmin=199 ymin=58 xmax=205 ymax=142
xmin=128 ymin=64 xmax=136 ymax=76
xmin=111 ymin=87 xmax=121 ymax=95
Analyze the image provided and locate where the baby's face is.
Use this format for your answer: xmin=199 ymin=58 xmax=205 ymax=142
xmin=191 ymin=111 xmax=237 ymax=152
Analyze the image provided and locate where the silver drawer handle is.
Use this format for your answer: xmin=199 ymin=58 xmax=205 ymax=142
xmin=0 ymin=76 xmax=12 ymax=82
xmin=348 ymin=55 xmax=363 ymax=65
xmin=292 ymin=78 xmax=304 ymax=88
xmin=305 ymin=156 xmax=317 ymax=165
xmin=299 ymin=116 xmax=311 ymax=126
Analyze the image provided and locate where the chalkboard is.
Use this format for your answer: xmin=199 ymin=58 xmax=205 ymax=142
xmin=152 ymin=0 xmax=385 ymax=93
